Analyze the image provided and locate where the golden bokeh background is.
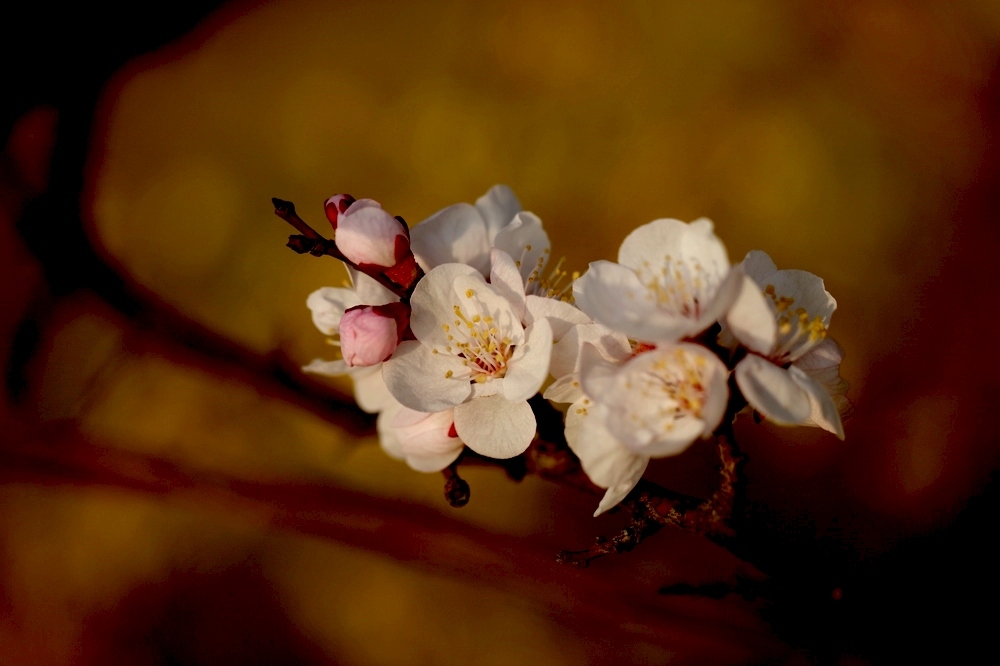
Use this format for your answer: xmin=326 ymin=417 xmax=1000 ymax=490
xmin=3 ymin=0 xmax=1000 ymax=662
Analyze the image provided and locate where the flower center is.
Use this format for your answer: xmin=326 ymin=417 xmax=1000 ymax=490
xmin=639 ymin=255 xmax=717 ymax=319
xmin=620 ymin=348 xmax=708 ymax=434
xmin=524 ymin=251 xmax=578 ymax=302
xmin=764 ymin=284 xmax=828 ymax=362
xmin=440 ymin=290 xmax=515 ymax=383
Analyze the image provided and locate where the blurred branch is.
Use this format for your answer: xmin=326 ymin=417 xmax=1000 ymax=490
xmin=0 ymin=425 xmax=778 ymax=655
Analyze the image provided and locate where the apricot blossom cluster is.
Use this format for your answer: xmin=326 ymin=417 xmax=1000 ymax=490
xmin=299 ymin=186 xmax=850 ymax=516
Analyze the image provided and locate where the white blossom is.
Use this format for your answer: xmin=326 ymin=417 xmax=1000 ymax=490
xmin=546 ymin=326 xmax=728 ymax=516
xmin=382 ymin=261 xmax=553 ymax=458
xmin=724 ymin=250 xmax=849 ymax=438
xmin=573 ymin=218 xmax=744 ymax=343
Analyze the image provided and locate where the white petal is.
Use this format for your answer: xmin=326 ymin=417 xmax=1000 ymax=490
xmin=565 ymin=402 xmax=648 ymax=516
xmin=376 ymin=400 xmax=406 ymax=460
xmin=725 ymin=274 xmax=778 ymax=355
xmin=454 ymin=396 xmax=535 ymax=459
xmin=578 ymin=342 xmax=620 ymax=400
xmin=492 ymin=212 xmax=551 ymax=283
xmin=765 ymin=269 xmax=837 ymax=326
xmin=348 ymin=267 xmax=398 ymax=306
xmin=611 ymin=412 xmax=707 ymax=458
xmin=381 ymin=341 xmax=472 ymax=412
xmin=550 ymin=323 xmax=631 ymax=380
xmin=453 ymin=274 xmax=524 ymax=346
xmin=306 ymin=287 xmax=361 ymax=335
xmin=489 ymin=249 xmax=526 ymax=322
xmin=502 ymin=318 xmax=553 ymax=402
xmin=409 ymin=263 xmax=483 ymax=348
xmin=617 ymin=218 xmax=730 ymax=286
xmin=796 ymin=339 xmax=851 ymax=418
xmin=405 ymin=448 xmax=464 ymax=473
xmin=409 ymin=203 xmax=490 ymax=274
xmin=542 ymin=374 xmax=584 ymax=404
xmin=574 ymin=261 xmax=693 ymax=342
xmin=392 ymin=404 xmax=453 ymax=446
xmin=795 ymin=337 xmax=845 ymax=373
xmin=740 ymin=250 xmax=778 ymax=283
xmin=692 ymin=263 xmax=743 ymax=332
xmin=742 ymin=251 xmax=836 ymax=327
xmin=524 ymin=295 xmax=590 ymax=342
xmin=788 ymin=365 xmax=845 ymax=440
xmin=393 ymin=407 xmax=465 ymax=470
xmin=475 ymin=184 xmax=522 ymax=241
xmin=350 ymin=364 xmax=395 ymax=413
xmin=470 ymin=379 xmax=502 ymax=398
xmin=734 ymin=355 xmax=811 ymax=425
xmin=302 ymin=358 xmax=349 ymax=376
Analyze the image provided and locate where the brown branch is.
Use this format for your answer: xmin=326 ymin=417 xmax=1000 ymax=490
xmin=554 ymin=428 xmax=745 ymax=568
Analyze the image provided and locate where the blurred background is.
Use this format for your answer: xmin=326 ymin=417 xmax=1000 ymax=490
xmin=2 ymin=0 xmax=1000 ymax=663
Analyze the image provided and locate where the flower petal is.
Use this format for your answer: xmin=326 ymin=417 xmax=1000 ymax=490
xmin=574 ymin=260 xmax=693 ymax=342
xmin=725 ymin=274 xmax=778 ymax=355
xmin=382 ymin=341 xmax=472 ymax=412
xmin=410 ymin=203 xmax=490 ymax=274
xmin=742 ymin=251 xmax=836 ymax=327
xmin=351 ymin=364 xmax=395 ymax=413
xmin=550 ymin=323 xmax=631 ymax=380
xmin=578 ymin=342 xmax=620 ymax=400
xmin=376 ymin=400 xmax=406 ymax=460
xmin=740 ymin=249 xmax=778 ymax=283
xmin=795 ymin=338 xmax=852 ymax=420
xmin=348 ymin=267 xmax=398 ymax=306
xmin=788 ymin=365 xmax=845 ymax=440
xmin=409 ymin=263 xmax=483 ymax=348
xmin=692 ymin=263 xmax=743 ymax=332
xmin=542 ymin=374 xmax=583 ymax=404
xmin=524 ymin=295 xmax=590 ymax=342
xmin=306 ymin=287 xmax=361 ymax=335
xmin=734 ymin=355 xmax=811 ymax=425
xmin=453 ymin=274 xmax=524 ymax=346
xmin=502 ymin=318 xmax=553 ymax=402
xmin=492 ymin=212 xmax=551 ymax=283
xmin=301 ymin=358 xmax=349 ymax=376
xmin=565 ymin=401 xmax=648 ymax=516
xmin=489 ymin=248 xmax=526 ymax=322
xmin=765 ymin=269 xmax=837 ymax=326
xmin=618 ymin=218 xmax=730 ymax=286
xmin=475 ymin=184 xmax=522 ymax=241
xmin=405 ymin=448 xmax=464 ymax=473
xmin=454 ymin=396 xmax=535 ymax=459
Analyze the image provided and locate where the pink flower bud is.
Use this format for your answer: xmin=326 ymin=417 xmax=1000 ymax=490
xmin=392 ymin=407 xmax=461 ymax=457
xmin=324 ymin=194 xmax=356 ymax=227
xmin=326 ymin=196 xmax=409 ymax=269
xmin=339 ymin=303 xmax=410 ymax=367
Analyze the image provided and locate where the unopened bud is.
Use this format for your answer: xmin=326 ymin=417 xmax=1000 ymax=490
xmin=324 ymin=194 xmax=356 ymax=228
xmin=339 ymin=302 xmax=410 ymax=367
xmin=393 ymin=407 xmax=461 ymax=458
xmin=325 ymin=196 xmax=409 ymax=269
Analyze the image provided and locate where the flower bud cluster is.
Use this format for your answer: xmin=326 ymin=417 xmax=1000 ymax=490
xmin=299 ymin=185 xmax=851 ymax=515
